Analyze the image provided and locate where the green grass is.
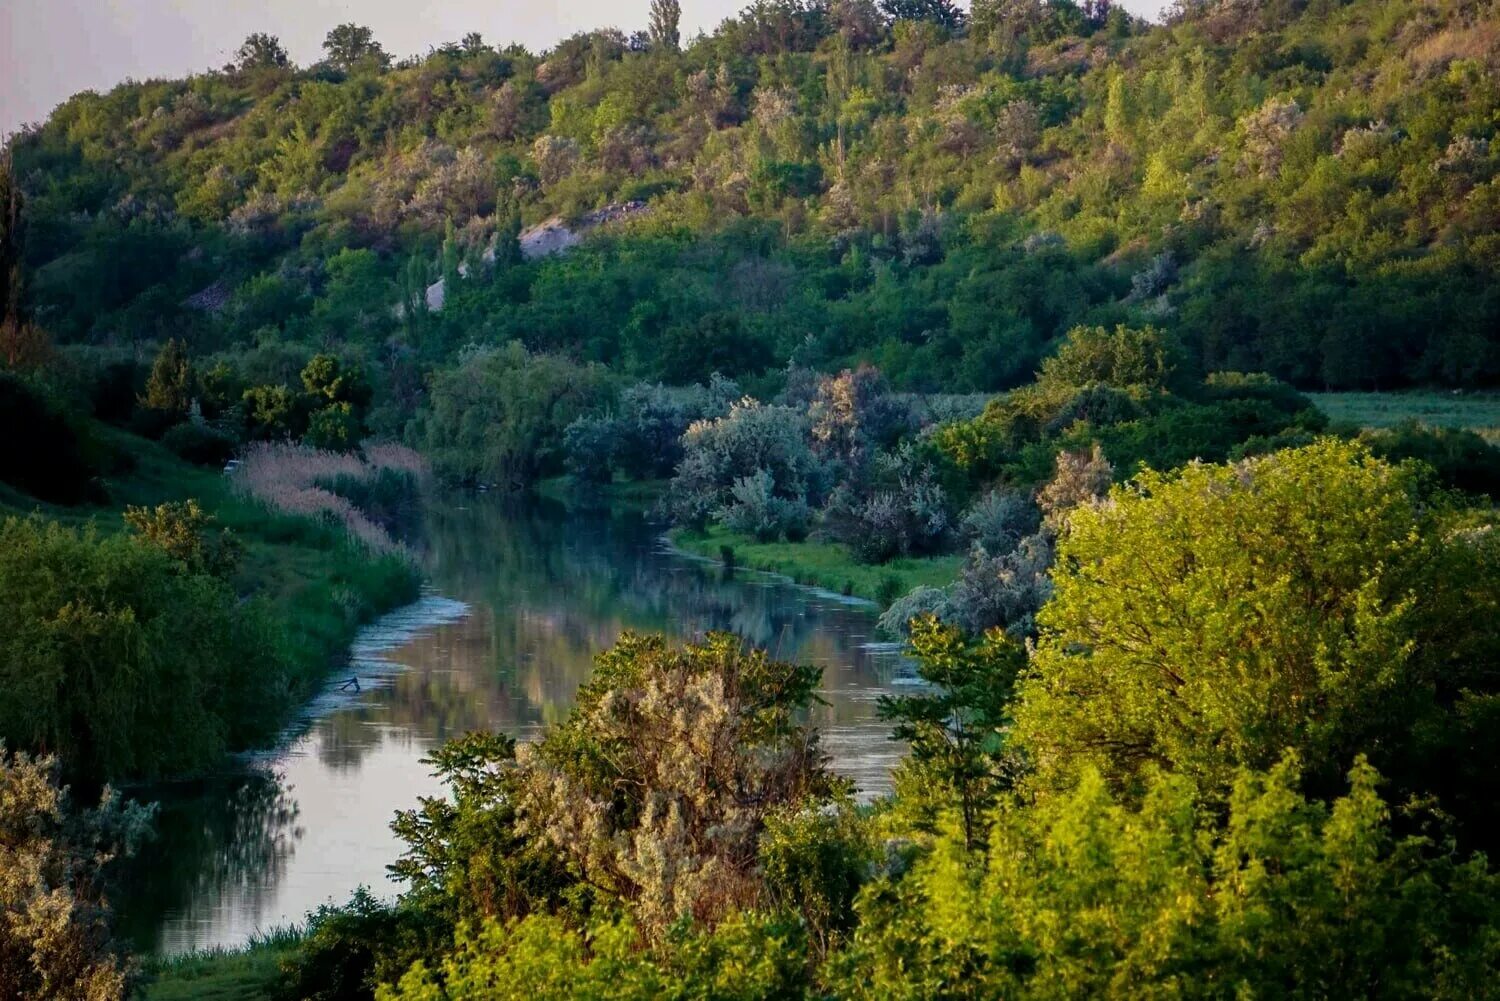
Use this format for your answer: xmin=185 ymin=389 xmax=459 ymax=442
xmin=669 ymin=524 xmax=964 ymax=609
xmin=1 ymin=426 xmax=422 ymax=755
xmin=1310 ymin=391 xmax=1500 ymax=444
xmin=137 ymin=928 xmax=301 ymax=1001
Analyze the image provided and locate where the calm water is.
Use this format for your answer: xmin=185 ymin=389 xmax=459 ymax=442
xmin=118 ymin=495 xmax=913 ymax=956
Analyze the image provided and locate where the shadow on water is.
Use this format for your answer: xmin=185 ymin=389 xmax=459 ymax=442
xmin=117 ymin=492 xmax=911 ymax=955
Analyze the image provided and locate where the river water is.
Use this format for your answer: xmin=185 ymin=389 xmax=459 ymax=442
xmin=118 ymin=495 xmax=913 ymax=956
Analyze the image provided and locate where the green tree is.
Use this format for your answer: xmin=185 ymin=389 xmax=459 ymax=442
xmin=140 ymin=339 xmax=196 ymax=417
xmin=123 ymin=500 xmax=242 ymax=579
xmin=648 ymin=0 xmax=682 ymax=51
xmin=323 ymin=23 xmax=389 ymax=71
xmin=837 ymin=755 xmax=1500 ymax=999
xmin=235 ymin=32 xmax=290 ymax=71
xmin=879 ymin=618 xmax=1025 ymax=850
xmin=1017 ymin=440 xmax=1500 ymax=846
xmin=415 ymin=342 xmax=613 ymax=488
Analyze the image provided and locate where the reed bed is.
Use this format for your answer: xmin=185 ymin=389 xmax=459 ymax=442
xmin=231 ymin=442 xmax=428 ymax=555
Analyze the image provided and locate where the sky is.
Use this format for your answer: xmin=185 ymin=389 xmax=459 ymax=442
xmin=1 ymin=0 xmax=1172 ymax=140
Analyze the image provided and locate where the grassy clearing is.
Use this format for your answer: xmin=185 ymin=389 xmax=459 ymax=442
xmin=137 ymin=929 xmax=300 ymax=1001
xmin=669 ymin=524 xmax=964 ymax=609
xmin=1310 ymin=391 xmax=1500 ymax=443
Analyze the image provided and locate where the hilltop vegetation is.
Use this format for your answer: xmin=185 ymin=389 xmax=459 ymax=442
xmin=7 ymin=0 xmax=1499 ymax=400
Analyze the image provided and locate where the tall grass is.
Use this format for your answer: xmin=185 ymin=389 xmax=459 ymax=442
xmin=231 ymin=443 xmax=428 ymax=555
xmin=138 ymin=926 xmax=303 ymax=1001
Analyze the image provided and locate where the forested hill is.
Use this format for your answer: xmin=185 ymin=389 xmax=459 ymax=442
xmin=8 ymin=0 xmax=1500 ymax=394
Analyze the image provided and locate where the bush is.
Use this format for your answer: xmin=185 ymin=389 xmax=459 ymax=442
xmin=0 ymin=517 xmax=288 ymax=783
xmin=162 ymin=420 xmax=238 ymax=466
xmin=416 ymin=342 xmax=614 ymax=488
xmin=960 ymin=489 xmax=1040 ymax=556
xmin=0 ymin=371 xmax=100 ymax=504
xmin=666 ymin=398 xmax=822 ymax=528
xmin=1362 ymin=420 xmax=1500 ymax=497
xmin=0 ymin=748 xmax=152 ymax=1001
xmin=718 ymin=468 xmax=810 ymax=541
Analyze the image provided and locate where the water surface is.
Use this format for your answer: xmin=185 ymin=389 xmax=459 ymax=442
xmin=120 ymin=495 xmax=911 ymax=955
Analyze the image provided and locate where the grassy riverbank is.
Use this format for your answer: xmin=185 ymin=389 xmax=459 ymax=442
xmin=669 ymin=524 xmax=964 ymax=609
xmin=137 ymin=931 xmax=302 ymax=1001
xmin=0 ymin=427 xmax=421 ymax=778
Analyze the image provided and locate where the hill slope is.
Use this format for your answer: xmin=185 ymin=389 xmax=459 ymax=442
xmin=7 ymin=0 xmax=1500 ymax=396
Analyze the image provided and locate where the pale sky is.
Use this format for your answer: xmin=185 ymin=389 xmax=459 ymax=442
xmin=1 ymin=0 xmax=1172 ymax=139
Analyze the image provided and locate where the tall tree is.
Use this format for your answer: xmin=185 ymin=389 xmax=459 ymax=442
xmin=235 ymin=32 xmax=290 ymax=71
xmin=649 ymin=0 xmax=683 ymax=51
xmin=322 ymin=23 xmax=389 ymax=71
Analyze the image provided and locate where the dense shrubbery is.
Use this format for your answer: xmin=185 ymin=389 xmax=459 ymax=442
xmin=0 ymin=370 xmax=101 ymax=503
xmin=352 ymin=442 xmax=1500 ymax=998
xmin=0 ymin=748 xmax=151 ymax=1001
xmin=0 ymin=514 xmax=286 ymax=783
xmin=415 ymin=342 xmax=612 ymax=488
xmin=10 ymin=0 xmax=1497 ymax=406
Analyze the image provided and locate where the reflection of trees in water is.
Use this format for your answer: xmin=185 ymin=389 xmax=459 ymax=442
xmin=122 ymin=496 xmax=912 ymax=954
xmin=113 ymin=769 xmax=301 ymax=953
xmin=273 ymin=496 xmax=904 ymax=773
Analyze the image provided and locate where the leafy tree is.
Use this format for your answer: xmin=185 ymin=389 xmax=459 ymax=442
xmin=235 ymin=32 xmax=290 ymax=71
xmin=520 ymin=631 xmax=836 ymax=936
xmin=123 ymin=500 xmax=242 ymax=578
xmin=880 ymin=618 xmax=1025 ymax=849
xmin=648 ymin=0 xmax=682 ymax=51
xmin=837 ymin=755 xmax=1500 ymax=999
xmin=879 ymin=0 xmax=965 ymax=31
xmin=140 ymin=339 xmax=196 ymax=418
xmin=1017 ymin=440 xmax=1500 ymax=849
xmin=0 ymin=748 xmax=152 ymax=1001
xmin=0 ymin=517 xmax=288 ymax=782
xmin=416 ymin=342 xmax=613 ymax=488
xmin=323 ymin=23 xmax=389 ymax=71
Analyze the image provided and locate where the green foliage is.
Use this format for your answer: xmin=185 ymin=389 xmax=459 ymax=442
xmin=1018 ymin=440 xmax=1500 ymax=849
xmin=123 ymin=499 xmax=243 ymax=578
xmin=416 ymin=342 xmax=613 ymax=488
xmin=0 ymin=516 xmax=288 ymax=782
xmin=0 ymin=748 xmax=152 ymax=1001
xmin=836 ymin=755 xmax=1500 ymax=1000
xmin=13 ymin=0 xmax=1495 ymax=394
xmin=879 ymin=618 xmax=1025 ymax=849
xmin=141 ymin=340 xmax=197 ymax=419
xmin=0 ymin=370 xmax=100 ymax=504
xmin=389 ymin=732 xmax=570 ymax=926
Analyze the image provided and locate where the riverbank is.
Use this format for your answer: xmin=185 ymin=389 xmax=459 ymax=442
xmin=138 ymin=930 xmax=301 ymax=1001
xmin=668 ymin=524 xmax=963 ymax=609
xmin=0 ymin=427 xmax=422 ymax=780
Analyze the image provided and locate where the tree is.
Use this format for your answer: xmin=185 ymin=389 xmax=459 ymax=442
xmin=322 ymin=23 xmax=389 ymax=71
xmin=0 ymin=748 xmax=152 ymax=1001
xmin=415 ymin=342 xmax=613 ymax=488
xmin=235 ymin=32 xmax=290 ymax=71
xmin=519 ymin=632 xmax=836 ymax=936
xmin=879 ymin=0 xmax=965 ymax=31
xmin=880 ymin=618 xmax=1025 ymax=850
xmin=1017 ymin=440 xmax=1500 ymax=848
xmin=648 ymin=0 xmax=683 ymax=51
xmin=140 ymin=339 xmax=196 ymax=417
xmin=123 ymin=500 xmax=242 ymax=579
xmin=838 ymin=755 xmax=1500 ymax=999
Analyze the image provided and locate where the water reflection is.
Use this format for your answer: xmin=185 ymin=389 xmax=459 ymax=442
xmin=120 ymin=495 xmax=910 ymax=955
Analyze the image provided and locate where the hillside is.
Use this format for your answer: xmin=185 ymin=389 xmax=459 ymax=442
xmin=7 ymin=0 xmax=1498 ymax=406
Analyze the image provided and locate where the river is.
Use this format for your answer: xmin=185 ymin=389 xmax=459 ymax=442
xmin=117 ymin=494 xmax=914 ymax=956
